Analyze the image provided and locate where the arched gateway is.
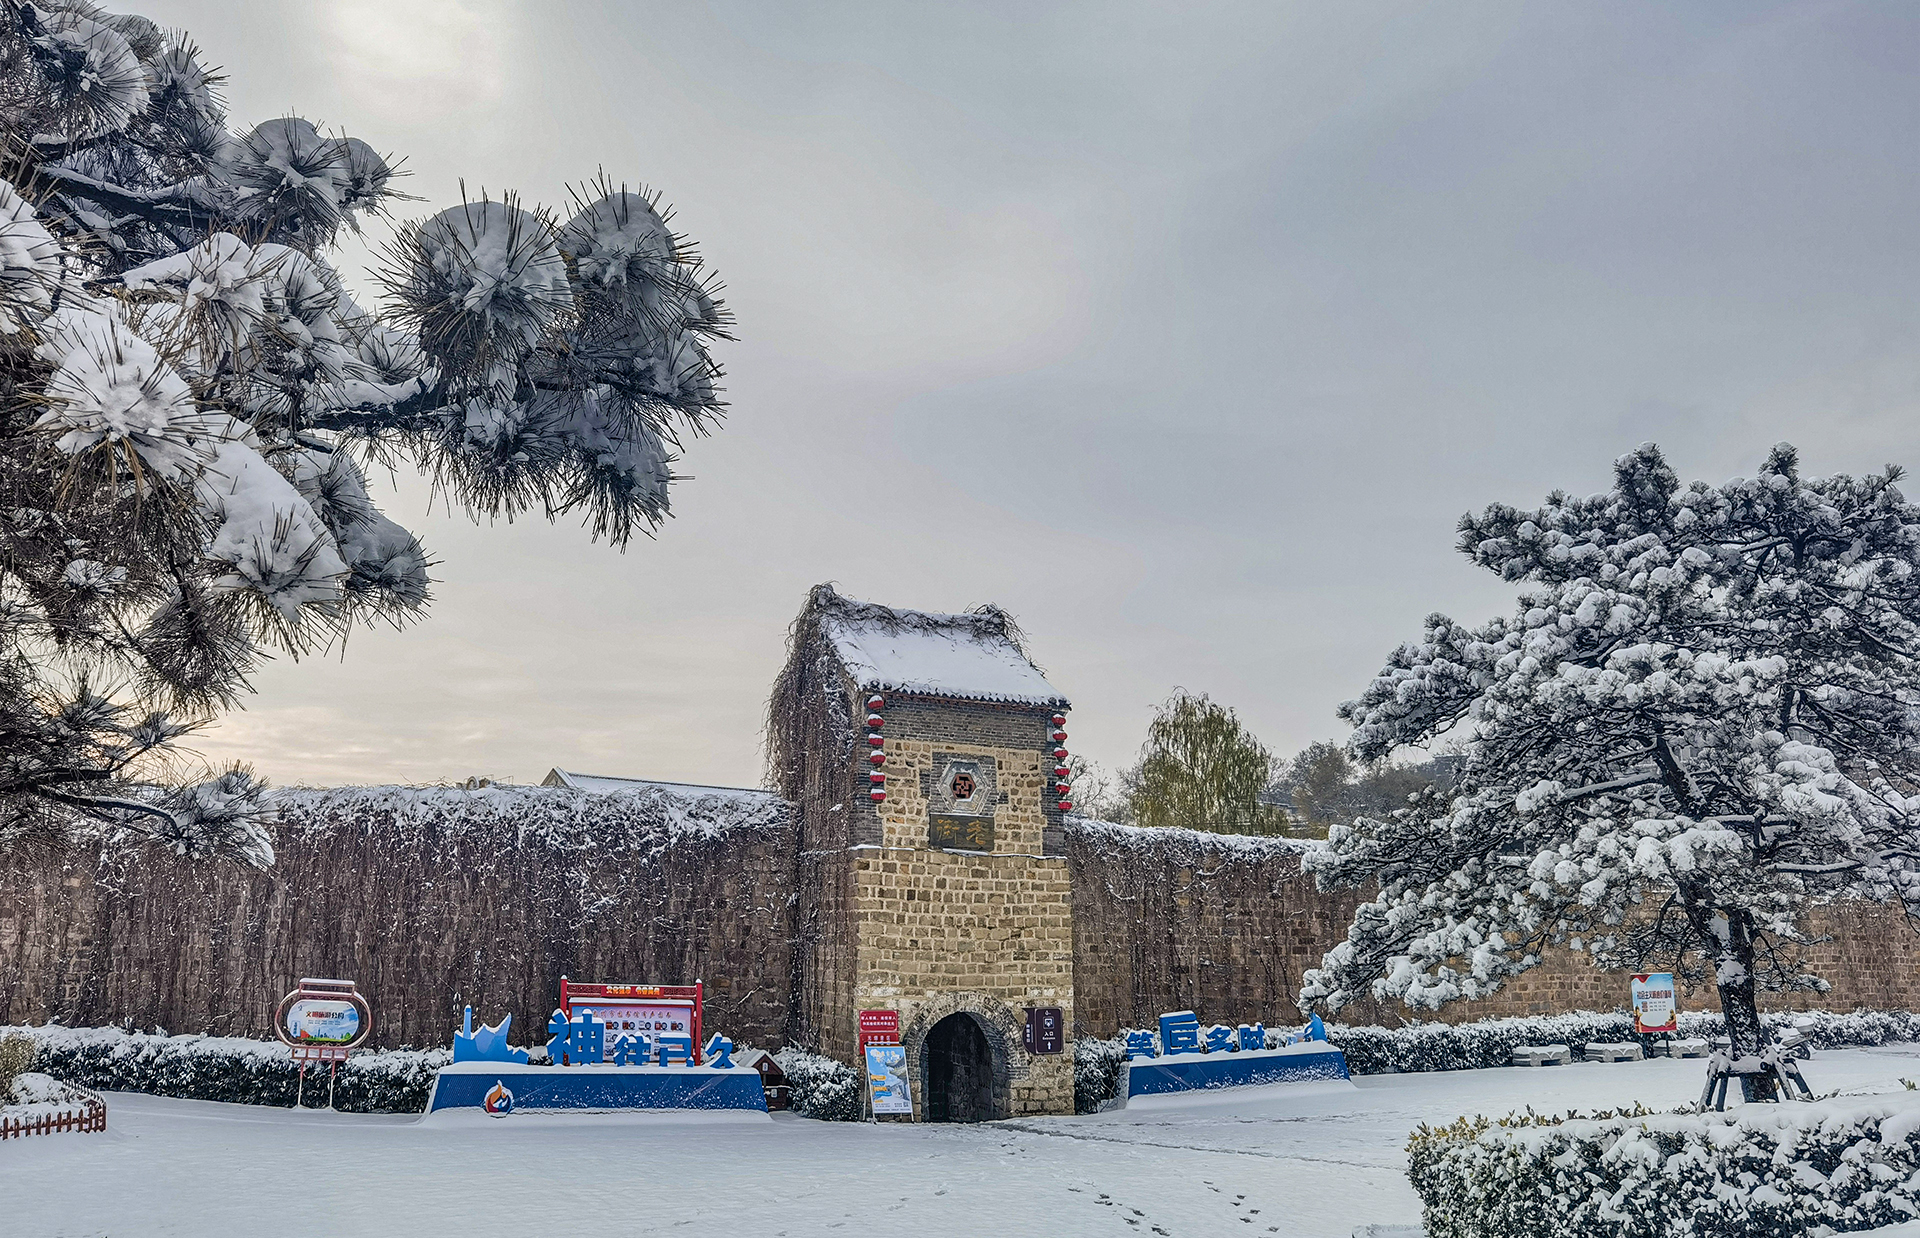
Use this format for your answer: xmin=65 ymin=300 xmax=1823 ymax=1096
xmin=768 ymin=586 xmax=1078 ymax=1118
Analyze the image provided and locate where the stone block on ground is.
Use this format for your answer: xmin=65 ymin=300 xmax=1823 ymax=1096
xmin=1510 ymin=1044 xmax=1571 ymax=1066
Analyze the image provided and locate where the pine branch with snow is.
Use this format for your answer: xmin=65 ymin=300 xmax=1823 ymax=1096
xmin=1302 ymin=443 xmax=1920 ymax=1097
xmin=0 ymin=0 xmax=732 ymax=863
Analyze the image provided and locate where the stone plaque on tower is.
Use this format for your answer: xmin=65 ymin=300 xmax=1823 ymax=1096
xmin=928 ymin=756 xmax=996 ymax=852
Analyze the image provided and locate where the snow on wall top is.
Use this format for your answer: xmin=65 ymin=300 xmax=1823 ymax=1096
xmin=816 ymin=590 xmax=1067 ymax=708
xmin=542 ymin=768 xmax=778 ymax=804
xmin=1064 ymin=815 xmax=1321 ymax=860
xmin=268 ymin=781 xmax=792 ymax=852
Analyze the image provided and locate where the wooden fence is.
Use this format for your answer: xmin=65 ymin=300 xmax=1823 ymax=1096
xmin=0 ymin=1088 xmax=107 ymax=1139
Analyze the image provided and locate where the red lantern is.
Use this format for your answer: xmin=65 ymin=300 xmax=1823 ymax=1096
xmin=1052 ymin=747 xmax=1068 ymax=760
xmin=867 ymin=735 xmax=884 ymax=748
xmin=867 ymin=695 xmax=885 ymax=711
xmin=868 ymin=751 xmax=886 ymax=766
xmin=1057 ymin=801 xmax=1073 ymax=812
xmin=1051 ymin=730 xmax=1067 ymax=742
xmin=1056 ymin=785 xmax=1071 ymax=798
xmin=870 ymin=790 xmax=886 ymax=803
xmin=869 ymin=772 xmax=886 ymax=785
xmin=1053 ymin=765 xmax=1071 ymax=779
xmin=1051 ymin=714 xmax=1066 ymax=726
xmin=866 ymin=714 xmax=884 ymax=729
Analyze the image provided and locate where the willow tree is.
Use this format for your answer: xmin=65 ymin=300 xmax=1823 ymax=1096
xmin=1127 ymin=690 xmax=1285 ymax=835
xmin=0 ymin=1 xmax=730 ymax=861
xmin=1303 ymin=444 xmax=1920 ymax=1093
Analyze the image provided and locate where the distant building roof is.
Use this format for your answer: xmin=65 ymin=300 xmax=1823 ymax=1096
xmin=812 ymin=588 xmax=1067 ymax=708
xmin=541 ymin=768 xmax=781 ymax=804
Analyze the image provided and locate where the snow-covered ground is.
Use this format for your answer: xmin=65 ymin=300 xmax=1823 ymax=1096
xmin=9 ymin=1045 xmax=1920 ymax=1237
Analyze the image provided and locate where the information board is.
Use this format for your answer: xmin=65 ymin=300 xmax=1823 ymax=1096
xmin=273 ymin=978 xmax=372 ymax=1050
xmin=866 ymin=1043 xmax=913 ymax=1116
xmin=561 ymin=980 xmax=704 ymax=1064
xmin=1024 ymin=1006 xmax=1065 ymax=1055
xmin=572 ymin=1000 xmax=693 ymax=1042
xmin=1630 ymin=972 xmax=1678 ymax=1034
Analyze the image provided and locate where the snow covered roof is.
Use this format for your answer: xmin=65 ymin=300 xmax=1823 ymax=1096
xmin=541 ymin=768 xmax=780 ymax=805
xmin=812 ymin=589 xmax=1067 ymax=708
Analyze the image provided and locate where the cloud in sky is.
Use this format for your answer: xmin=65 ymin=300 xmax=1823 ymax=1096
xmin=150 ymin=0 xmax=1920 ymax=788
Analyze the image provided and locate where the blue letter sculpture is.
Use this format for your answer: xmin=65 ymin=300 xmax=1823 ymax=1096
xmin=547 ymin=1008 xmax=607 ymax=1066
xmin=1124 ymin=1029 xmax=1158 ymax=1060
xmin=1238 ymin=1023 xmax=1266 ymax=1052
xmin=656 ymin=1034 xmax=693 ymax=1066
xmin=454 ymin=1007 xmax=530 ymax=1065
xmin=1159 ymin=1011 xmax=1201 ymax=1056
xmin=1204 ymin=1024 xmax=1235 ymax=1054
xmin=704 ymin=1033 xmax=735 ymax=1069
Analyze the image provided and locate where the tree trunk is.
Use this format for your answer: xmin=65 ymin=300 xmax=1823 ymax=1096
xmin=1713 ymin=909 xmax=1779 ymax=1102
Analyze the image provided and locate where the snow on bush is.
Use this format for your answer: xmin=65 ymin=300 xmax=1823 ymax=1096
xmin=1409 ymin=1091 xmax=1920 ymax=1238
xmin=1075 ymin=1035 xmax=1127 ymax=1113
xmin=11 ymin=1025 xmax=447 ymax=1114
xmin=773 ymin=1046 xmax=864 ymax=1122
xmin=1330 ymin=1008 xmax=1920 ymax=1077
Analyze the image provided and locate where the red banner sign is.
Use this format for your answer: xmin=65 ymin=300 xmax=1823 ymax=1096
xmin=858 ymin=1008 xmax=900 ymax=1055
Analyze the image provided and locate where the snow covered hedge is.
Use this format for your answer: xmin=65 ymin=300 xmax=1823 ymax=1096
xmin=773 ymin=1046 xmax=864 ymax=1121
xmin=1329 ymin=1008 xmax=1920 ymax=1077
xmin=10 ymin=1025 xmax=447 ymax=1114
xmin=1409 ymin=1092 xmax=1920 ymax=1238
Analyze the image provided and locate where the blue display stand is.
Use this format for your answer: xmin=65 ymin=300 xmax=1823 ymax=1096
xmin=427 ymin=1062 xmax=769 ymax=1113
xmin=1126 ymin=1043 xmax=1350 ymax=1097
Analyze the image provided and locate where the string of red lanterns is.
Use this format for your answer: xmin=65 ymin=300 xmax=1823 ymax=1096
xmin=1050 ymin=712 xmax=1072 ymax=811
xmin=867 ymin=695 xmax=887 ymax=801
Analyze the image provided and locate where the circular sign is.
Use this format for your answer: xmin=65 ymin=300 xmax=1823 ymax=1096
xmin=273 ymin=979 xmax=373 ymax=1050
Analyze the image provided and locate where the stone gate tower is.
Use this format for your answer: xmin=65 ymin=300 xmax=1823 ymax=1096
xmin=769 ymin=585 xmax=1076 ymax=1119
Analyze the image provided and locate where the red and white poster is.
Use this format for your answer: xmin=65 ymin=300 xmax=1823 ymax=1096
xmin=1630 ymin=973 xmax=1678 ymax=1034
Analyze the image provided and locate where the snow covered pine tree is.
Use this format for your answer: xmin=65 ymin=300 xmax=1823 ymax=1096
xmin=0 ymin=3 xmax=729 ymax=863
xmin=1302 ymin=444 xmax=1920 ymax=1099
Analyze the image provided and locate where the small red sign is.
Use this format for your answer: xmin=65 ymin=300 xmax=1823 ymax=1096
xmin=858 ymin=1009 xmax=901 ymax=1054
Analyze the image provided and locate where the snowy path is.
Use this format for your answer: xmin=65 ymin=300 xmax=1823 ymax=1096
xmin=9 ymin=1045 xmax=1920 ymax=1237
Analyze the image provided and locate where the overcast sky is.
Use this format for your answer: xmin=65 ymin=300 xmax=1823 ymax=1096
xmin=149 ymin=0 xmax=1920 ymax=791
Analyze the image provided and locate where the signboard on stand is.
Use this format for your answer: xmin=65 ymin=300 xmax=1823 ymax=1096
xmin=562 ymin=980 xmax=704 ymax=1064
xmin=865 ymin=1043 xmax=913 ymax=1116
xmin=1631 ymin=973 xmax=1678 ymax=1034
xmin=273 ymin=978 xmax=372 ymax=1108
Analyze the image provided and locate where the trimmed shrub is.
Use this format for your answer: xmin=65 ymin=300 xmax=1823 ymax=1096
xmin=773 ymin=1046 xmax=864 ymax=1121
xmin=0 ymin=1034 xmax=33 ymax=1096
xmin=1408 ymin=1093 xmax=1920 ymax=1238
xmin=1075 ymin=1035 xmax=1127 ymax=1113
xmin=10 ymin=1025 xmax=447 ymax=1113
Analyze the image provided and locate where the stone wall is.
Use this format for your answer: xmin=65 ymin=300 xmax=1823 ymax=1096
xmin=1064 ymin=817 xmax=1920 ymax=1035
xmin=8 ymin=785 xmax=1920 ymax=1064
xmin=0 ymin=784 xmax=801 ymax=1050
